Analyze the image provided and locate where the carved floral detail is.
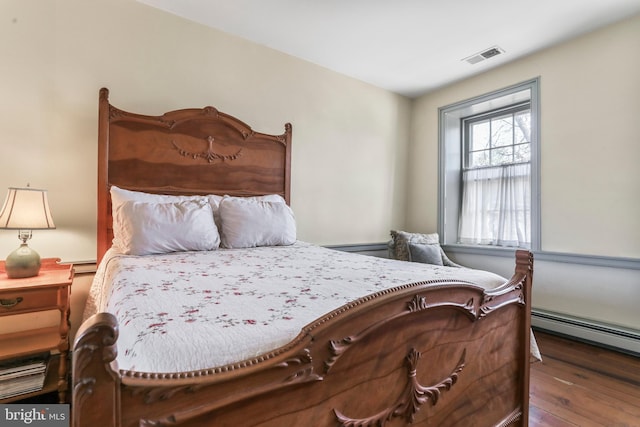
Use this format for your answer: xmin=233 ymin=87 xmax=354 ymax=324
xmin=72 ymin=316 xmax=119 ymax=413
xmin=464 ymin=297 xmax=477 ymax=317
xmin=172 ymin=136 xmax=243 ymax=163
xmin=334 ymin=348 xmax=466 ymax=427
xmin=479 ymin=280 xmax=525 ymax=319
xmin=325 ymin=336 xmax=359 ymax=374
xmin=407 ymin=294 xmax=476 ymax=318
xmin=284 ymin=366 xmax=322 ymax=384
xmin=202 ymin=106 xmax=219 ymax=116
xmin=73 ymin=349 xmax=98 ymax=410
xmin=407 ymin=295 xmax=428 ymax=312
xmin=281 ymin=349 xmax=323 ymax=383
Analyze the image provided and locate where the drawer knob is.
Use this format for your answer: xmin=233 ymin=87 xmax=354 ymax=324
xmin=0 ymin=297 xmax=23 ymax=308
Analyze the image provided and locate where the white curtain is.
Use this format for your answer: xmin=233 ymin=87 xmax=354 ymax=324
xmin=458 ymin=163 xmax=530 ymax=248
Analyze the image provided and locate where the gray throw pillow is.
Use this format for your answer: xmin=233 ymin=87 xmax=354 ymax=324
xmin=390 ymin=230 xmax=440 ymax=261
xmin=407 ymin=242 xmax=444 ymax=266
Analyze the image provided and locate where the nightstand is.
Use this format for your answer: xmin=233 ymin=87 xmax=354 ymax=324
xmin=0 ymin=258 xmax=74 ymax=403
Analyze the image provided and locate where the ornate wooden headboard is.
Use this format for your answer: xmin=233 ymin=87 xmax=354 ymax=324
xmin=96 ymin=88 xmax=292 ymax=262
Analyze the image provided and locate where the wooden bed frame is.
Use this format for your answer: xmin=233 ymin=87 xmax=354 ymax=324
xmin=72 ymin=88 xmax=534 ymax=427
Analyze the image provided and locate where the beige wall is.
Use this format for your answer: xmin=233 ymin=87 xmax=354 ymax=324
xmin=0 ymin=0 xmax=411 ymax=264
xmin=409 ymin=14 xmax=640 ymax=330
xmin=1 ymin=1 xmax=638 ymax=337
xmin=408 ymin=13 xmax=640 ymax=258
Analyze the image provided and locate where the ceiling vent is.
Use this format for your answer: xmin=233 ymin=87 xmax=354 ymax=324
xmin=463 ymin=46 xmax=505 ymax=65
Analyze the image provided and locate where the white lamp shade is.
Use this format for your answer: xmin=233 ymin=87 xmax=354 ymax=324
xmin=0 ymin=187 xmax=56 ymax=230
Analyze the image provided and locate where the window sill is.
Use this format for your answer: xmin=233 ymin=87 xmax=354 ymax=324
xmin=442 ymin=244 xmax=518 ymax=258
xmin=442 ymin=244 xmax=640 ymax=270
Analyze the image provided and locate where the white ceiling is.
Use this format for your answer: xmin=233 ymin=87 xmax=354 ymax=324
xmin=137 ymin=0 xmax=640 ymax=98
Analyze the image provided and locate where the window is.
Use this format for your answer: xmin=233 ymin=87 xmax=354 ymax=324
xmin=438 ymin=79 xmax=539 ymax=252
xmin=464 ymin=104 xmax=531 ymax=169
xmin=458 ymin=103 xmax=531 ymax=248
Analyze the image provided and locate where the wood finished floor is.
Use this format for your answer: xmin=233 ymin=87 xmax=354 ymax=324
xmin=529 ymin=330 xmax=640 ymax=427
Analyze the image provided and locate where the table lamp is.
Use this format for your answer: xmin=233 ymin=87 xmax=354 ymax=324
xmin=0 ymin=186 xmax=56 ymax=278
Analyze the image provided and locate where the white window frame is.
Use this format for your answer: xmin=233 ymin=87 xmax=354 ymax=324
xmin=438 ymin=78 xmax=541 ymax=255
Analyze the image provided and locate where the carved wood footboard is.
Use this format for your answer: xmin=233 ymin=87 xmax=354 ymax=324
xmin=72 ymin=251 xmax=533 ymax=427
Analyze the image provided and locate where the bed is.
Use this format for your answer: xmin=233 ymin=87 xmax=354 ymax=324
xmin=72 ymin=88 xmax=535 ymax=427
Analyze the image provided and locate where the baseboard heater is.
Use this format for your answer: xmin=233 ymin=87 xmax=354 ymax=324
xmin=532 ymin=309 xmax=640 ymax=356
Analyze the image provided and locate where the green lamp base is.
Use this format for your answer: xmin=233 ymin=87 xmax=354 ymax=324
xmin=5 ymin=243 xmax=41 ymax=279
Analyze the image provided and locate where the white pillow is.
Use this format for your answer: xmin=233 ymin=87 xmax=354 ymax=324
xmin=209 ymin=194 xmax=283 ymax=232
xmin=110 ymin=185 xmax=207 ymax=207
xmin=113 ymin=199 xmax=220 ymax=255
xmin=220 ymin=194 xmax=286 ymax=204
xmin=219 ymin=198 xmax=296 ymax=248
xmin=207 ymin=194 xmax=225 ymax=210
xmin=111 ymin=185 xmax=219 ymax=236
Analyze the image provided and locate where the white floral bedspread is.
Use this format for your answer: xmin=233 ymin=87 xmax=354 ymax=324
xmin=84 ymin=242 xmax=511 ymax=373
